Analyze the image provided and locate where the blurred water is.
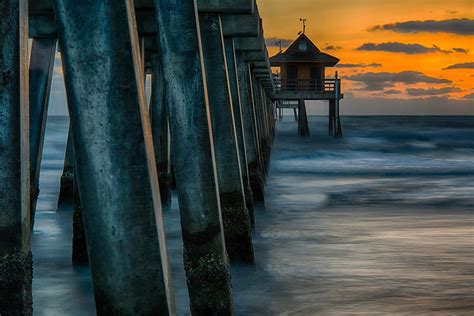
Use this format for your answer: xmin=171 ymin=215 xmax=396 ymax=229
xmin=32 ymin=116 xmax=474 ymax=315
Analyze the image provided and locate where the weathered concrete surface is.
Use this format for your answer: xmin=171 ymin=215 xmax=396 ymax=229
xmin=54 ymin=0 xmax=172 ymax=314
xmin=153 ymin=1 xmax=233 ymax=314
xmin=236 ymin=53 xmax=265 ymax=202
xmin=224 ymin=37 xmax=255 ymax=227
xmin=298 ymin=100 xmax=310 ymax=137
xmin=29 ymin=37 xmax=57 ymax=226
xmin=200 ymin=12 xmax=254 ymax=263
xmin=150 ymin=53 xmax=172 ymax=208
xmin=0 ymin=0 xmax=32 ymax=314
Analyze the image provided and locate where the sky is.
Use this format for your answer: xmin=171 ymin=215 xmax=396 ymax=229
xmin=48 ymin=1 xmax=473 ymax=115
xmin=259 ymin=0 xmax=474 ymax=115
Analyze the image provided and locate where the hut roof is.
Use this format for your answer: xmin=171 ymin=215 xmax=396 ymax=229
xmin=270 ymin=34 xmax=339 ymax=66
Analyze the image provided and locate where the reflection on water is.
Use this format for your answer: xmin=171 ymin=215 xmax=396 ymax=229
xmin=33 ymin=116 xmax=474 ymax=315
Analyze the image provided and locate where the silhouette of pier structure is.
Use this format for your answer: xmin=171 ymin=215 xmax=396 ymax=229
xmin=1 ymin=1 xmax=276 ymax=315
xmin=270 ymin=27 xmax=344 ymax=137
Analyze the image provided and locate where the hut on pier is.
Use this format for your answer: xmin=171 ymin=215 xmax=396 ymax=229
xmin=271 ymin=30 xmax=343 ymax=137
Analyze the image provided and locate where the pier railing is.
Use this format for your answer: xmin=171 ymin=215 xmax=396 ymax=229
xmin=274 ymin=78 xmax=341 ymax=94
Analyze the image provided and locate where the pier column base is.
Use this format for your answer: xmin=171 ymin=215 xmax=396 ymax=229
xmin=0 ymin=251 xmax=33 ymax=316
xmin=298 ymin=100 xmax=310 ymax=137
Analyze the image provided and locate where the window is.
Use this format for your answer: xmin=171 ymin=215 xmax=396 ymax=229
xmin=299 ymin=40 xmax=307 ymax=52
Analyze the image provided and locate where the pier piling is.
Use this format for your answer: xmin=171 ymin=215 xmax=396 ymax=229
xmin=200 ymin=12 xmax=254 ymax=263
xmin=224 ymin=37 xmax=256 ymax=226
xmin=237 ymin=54 xmax=265 ymax=202
xmin=54 ymin=0 xmax=173 ymax=313
xmin=154 ymin=0 xmax=234 ymax=313
xmin=29 ymin=37 xmax=57 ymax=226
xmin=298 ymin=99 xmax=310 ymax=137
xmin=0 ymin=0 xmax=32 ymax=314
xmin=150 ymin=53 xmax=172 ymax=209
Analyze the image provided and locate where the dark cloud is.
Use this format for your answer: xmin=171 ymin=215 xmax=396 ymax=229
xmin=265 ymin=37 xmax=292 ymax=48
xmin=406 ymin=87 xmax=462 ymax=96
xmin=452 ymin=47 xmax=469 ymax=53
xmin=347 ymin=71 xmax=452 ymax=91
xmin=324 ymin=45 xmax=343 ymax=51
xmin=443 ymin=62 xmax=474 ymax=70
xmin=336 ymin=63 xmax=382 ymax=68
xmin=383 ymin=89 xmax=402 ymax=94
xmin=357 ymin=42 xmax=451 ymax=54
xmin=463 ymin=93 xmax=474 ymax=100
xmin=369 ymin=18 xmax=474 ymax=35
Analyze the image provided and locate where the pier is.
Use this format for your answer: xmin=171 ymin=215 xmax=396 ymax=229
xmin=1 ymin=0 xmax=275 ymax=315
xmin=271 ymin=32 xmax=344 ymax=137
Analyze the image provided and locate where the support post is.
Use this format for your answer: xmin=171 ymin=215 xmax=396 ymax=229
xmin=0 ymin=0 xmax=32 ymax=314
xmin=200 ymin=13 xmax=254 ymax=263
xmin=236 ymin=54 xmax=265 ymax=202
xmin=29 ymin=37 xmax=57 ymax=226
xmin=150 ymin=53 xmax=172 ymax=208
xmin=298 ymin=99 xmax=310 ymax=137
xmin=58 ymin=124 xmax=74 ymax=207
xmin=54 ymin=1 xmax=174 ymax=314
xmin=335 ymin=77 xmax=343 ymax=138
xmin=329 ymin=99 xmax=335 ymax=136
xmin=293 ymin=107 xmax=298 ymax=122
xmin=224 ymin=37 xmax=256 ymax=228
xmin=153 ymin=1 xmax=234 ymax=314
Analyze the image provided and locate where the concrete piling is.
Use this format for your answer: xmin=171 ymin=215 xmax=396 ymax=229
xmin=54 ymin=0 xmax=173 ymax=313
xmin=154 ymin=0 xmax=233 ymax=314
xmin=329 ymin=99 xmax=336 ymax=136
xmin=298 ymin=99 xmax=310 ymax=136
xmin=0 ymin=0 xmax=32 ymax=314
xmin=236 ymin=54 xmax=265 ymax=202
xmin=29 ymin=37 xmax=57 ymax=226
xmin=224 ymin=37 xmax=255 ymax=227
xmin=150 ymin=53 xmax=172 ymax=208
xmin=57 ymin=126 xmax=74 ymax=207
xmin=200 ymin=12 xmax=254 ymax=263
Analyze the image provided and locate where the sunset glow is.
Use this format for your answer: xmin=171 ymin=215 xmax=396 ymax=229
xmin=260 ymin=0 xmax=474 ymax=103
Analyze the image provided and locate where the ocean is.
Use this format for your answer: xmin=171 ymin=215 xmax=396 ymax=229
xmin=32 ymin=115 xmax=474 ymax=315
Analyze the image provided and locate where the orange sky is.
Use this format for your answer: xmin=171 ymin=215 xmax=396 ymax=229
xmin=259 ymin=0 xmax=474 ymax=102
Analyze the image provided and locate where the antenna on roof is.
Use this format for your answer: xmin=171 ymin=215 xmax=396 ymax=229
xmin=299 ymin=18 xmax=307 ymax=35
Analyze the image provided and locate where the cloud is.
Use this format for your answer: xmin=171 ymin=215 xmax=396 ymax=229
xmin=383 ymin=89 xmax=402 ymax=94
xmin=356 ymin=42 xmax=451 ymax=54
xmin=406 ymin=87 xmax=462 ymax=96
xmin=369 ymin=18 xmax=474 ymax=35
xmin=324 ymin=45 xmax=343 ymax=51
xmin=452 ymin=47 xmax=469 ymax=53
xmin=336 ymin=63 xmax=382 ymax=68
xmin=463 ymin=93 xmax=474 ymax=100
xmin=347 ymin=71 xmax=452 ymax=91
xmin=443 ymin=62 xmax=474 ymax=70
xmin=446 ymin=10 xmax=458 ymax=15
xmin=265 ymin=37 xmax=292 ymax=48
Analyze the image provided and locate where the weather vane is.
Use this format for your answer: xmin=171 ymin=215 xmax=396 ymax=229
xmin=299 ymin=18 xmax=307 ymax=35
